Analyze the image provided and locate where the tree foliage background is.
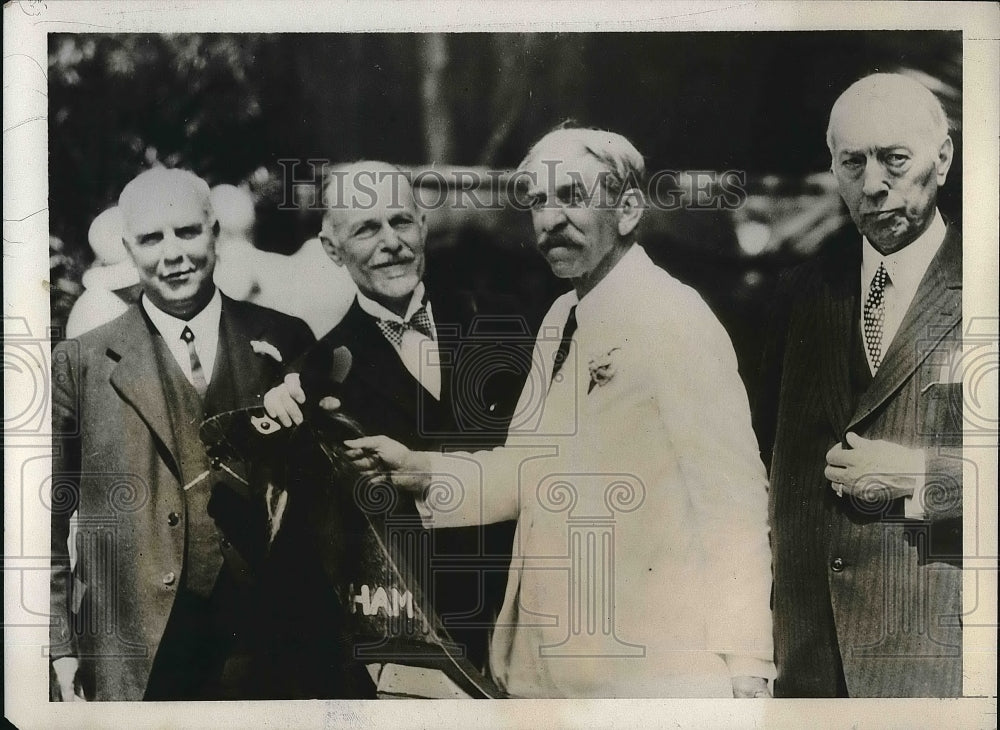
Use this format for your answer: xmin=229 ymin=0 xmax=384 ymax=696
xmin=48 ymin=31 xmax=962 ymax=374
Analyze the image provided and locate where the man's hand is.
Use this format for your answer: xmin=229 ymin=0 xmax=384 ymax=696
xmin=825 ymin=432 xmax=924 ymax=501
xmin=263 ymin=373 xmax=306 ymax=426
xmin=732 ymin=675 xmax=770 ymax=698
xmin=343 ymin=435 xmax=432 ymax=494
xmin=52 ymin=656 xmax=85 ymax=701
xmin=263 ymin=373 xmax=341 ymax=427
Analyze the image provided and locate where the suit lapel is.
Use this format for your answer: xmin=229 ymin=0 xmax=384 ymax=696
xmin=208 ymin=296 xmax=267 ymax=411
xmin=428 ymin=291 xmax=473 ymax=411
xmin=816 ymin=248 xmax=858 ymax=434
xmin=847 ymin=228 xmax=962 ymax=432
xmin=107 ymin=306 xmax=181 ymax=477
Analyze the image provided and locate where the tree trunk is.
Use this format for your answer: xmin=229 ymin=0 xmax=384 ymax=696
xmin=418 ymin=34 xmax=454 ymax=164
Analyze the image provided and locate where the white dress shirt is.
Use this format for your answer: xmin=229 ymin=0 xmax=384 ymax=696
xmin=861 ymin=210 xmax=947 ymax=374
xmin=417 ymin=245 xmax=775 ymax=697
xmin=860 ymin=210 xmax=947 ymax=519
xmin=355 ymin=282 xmax=441 ymax=400
xmin=141 ymin=288 xmax=223 ymax=387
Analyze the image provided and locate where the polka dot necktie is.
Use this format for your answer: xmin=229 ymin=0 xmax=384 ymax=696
xmin=376 ymin=304 xmax=434 ymax=348
xmin=863 ymin=262 xmax=889 ymax=372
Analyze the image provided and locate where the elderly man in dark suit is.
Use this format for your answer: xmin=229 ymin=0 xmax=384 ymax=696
xmin=263 ymin=161 xmax=529 ymax=686
xmin=49 ymin=167 xmax=315 ymax=701
xmin=759 ymin=73 xmax=963 ymax=697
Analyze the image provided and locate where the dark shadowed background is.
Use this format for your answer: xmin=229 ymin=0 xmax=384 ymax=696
xmin=48 ymin=31 xmax=962 ymax=394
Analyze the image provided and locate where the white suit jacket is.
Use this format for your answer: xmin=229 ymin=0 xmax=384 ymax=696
xmin=421 ymin=244 xmax=774 ymax=697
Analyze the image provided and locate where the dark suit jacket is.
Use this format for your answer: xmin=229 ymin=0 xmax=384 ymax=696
xmin=290 ymin=292 xmax=533 ymax=666
xmin=50 ymin=295 xmax=314 ymax=701
xmin=759 ymin=226 xmax=963 ymax=697
xmin=299 ymin=294 xmax=532 ymax=449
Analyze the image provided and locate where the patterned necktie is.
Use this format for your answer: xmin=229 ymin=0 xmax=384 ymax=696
xmin=376 ymin=304 xmax=434 ymax=348
xmin=550 ymin=305 xmax=578 ymax=384
xmin=180 ymin=326 xmax=209 ymax=398
xmin=863 ymin=262 xmax=889 ymax=372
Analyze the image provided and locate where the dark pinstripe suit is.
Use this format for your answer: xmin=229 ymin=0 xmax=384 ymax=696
xmin=759 ymin=226 xmax=962 ymax=697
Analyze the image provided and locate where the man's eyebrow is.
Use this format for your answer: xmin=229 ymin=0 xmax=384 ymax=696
xmin=347 ymin=216 xmax=380 ymax=232
xmin=527 ymin=180 xmax=576 ymax=195
xmin=839 ymin=144 xmax=911 ymax=156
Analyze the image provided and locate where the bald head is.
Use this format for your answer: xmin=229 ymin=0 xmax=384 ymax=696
xmin=826 ymin=73 xmax=949 ymax=156
xmin=118 ymin=167 xmax=219 ymax=319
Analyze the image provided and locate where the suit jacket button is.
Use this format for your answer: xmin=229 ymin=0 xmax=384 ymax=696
xmin=220 ymin=537 xmax=231 ymax=549
xmin=830 ymin=558 xmax=845 ymax=573
xmin=162 ymin=571 xmax=176 ymax=586
xmin=167 ymin=512 xmax=180 ymax=526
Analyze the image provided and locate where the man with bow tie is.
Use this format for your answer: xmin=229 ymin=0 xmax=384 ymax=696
xmin=49 ymin=167 xmax=316 ymax=701
xmin=329 ymin=130 xmax=776 ymax=698
xmin=757 ymin=73 xmax=963 ymax=696
xmin=263 ymin=161 xmax=530 ymax=684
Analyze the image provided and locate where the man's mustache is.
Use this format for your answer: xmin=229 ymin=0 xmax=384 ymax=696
xmin=539 ymin=232 xmax=579 ymax=252
xmin=371 ymin=257 xmax=417 ymax=269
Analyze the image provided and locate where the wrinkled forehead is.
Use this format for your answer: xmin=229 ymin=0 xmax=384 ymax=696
xmin=521 ymin=139 xmax=609 ymax=194
xmin=325 ymin=165 xmax=418 ymax=229
xmin=120 ymin=174 xmax=212 ymax=237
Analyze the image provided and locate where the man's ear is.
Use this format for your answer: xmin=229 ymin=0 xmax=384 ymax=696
xmin=319 ymin=234 xmax=343 ymax=266
xmin=617 ymin=188 xmax=644 ymax=238
xmin=935 ymin=136 xmax=954 ymax=185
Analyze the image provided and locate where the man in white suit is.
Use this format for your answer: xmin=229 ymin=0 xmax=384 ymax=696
xmin=321 ymin=127 xmax=774 ymax=697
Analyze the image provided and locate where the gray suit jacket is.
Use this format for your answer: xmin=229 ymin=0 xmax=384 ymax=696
xmin=50 ymin=295 xmax=314 ymax=700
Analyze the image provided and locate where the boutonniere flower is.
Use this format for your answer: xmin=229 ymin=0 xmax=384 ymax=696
xmin=587 ymin=347 xmax=621 ymax=393
xmin=250 ymin=339 xmax=283 ymax=363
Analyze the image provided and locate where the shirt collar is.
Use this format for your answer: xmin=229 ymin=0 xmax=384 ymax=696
xmin=862 ymin=209 xmax=946 ymax=297
xmin=573 ymin=243 xmax=646 ymax=330
xmin=355 ymin=281 xmax=428 ymax=323
xmin=141 ymin=287 xmax=222 ymax=345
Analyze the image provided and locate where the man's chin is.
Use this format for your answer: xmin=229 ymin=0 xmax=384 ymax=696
xmin=546 ymin=258 xmax=583 ymax=279
xmin=148 ymin=281 xmax=213 ymax=316
xmin=371 ymin=275 xmax=420 ymax=302
xmin=862 ymin=225 xmax=915 ymax=255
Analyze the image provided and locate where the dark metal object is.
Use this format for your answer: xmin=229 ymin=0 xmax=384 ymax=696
xmin=199 ymin=404 xmax=505 ymax=699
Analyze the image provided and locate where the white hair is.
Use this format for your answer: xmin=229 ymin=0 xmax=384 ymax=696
xmin=518 ymin=126 xmax=646 ymax=193
xmin=320 ymin=160 xmax=416 ymax=235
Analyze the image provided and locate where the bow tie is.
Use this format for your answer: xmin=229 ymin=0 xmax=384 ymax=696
xmin=375 ymin=304 xmax=434 ymax=348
